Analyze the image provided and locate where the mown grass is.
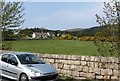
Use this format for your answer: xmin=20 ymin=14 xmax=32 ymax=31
xmin=8 ymin=40 xmax=100 ymax=56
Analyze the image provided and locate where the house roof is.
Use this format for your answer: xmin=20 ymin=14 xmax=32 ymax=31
xmin=33 ymin=32 xmax=49 ymax=37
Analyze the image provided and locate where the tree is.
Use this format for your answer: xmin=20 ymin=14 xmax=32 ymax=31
xmin=2 ymin=30 xmax=14 ymax=40
xmin=94 ymin=1 xmax=120 ymax=57
xmin=94 ymin=1 xmax=120 ymax=80
xmin=0 ymin=1 xmax=25 ymax=50
xmin=0 ymin=2 xmax=24 ymax=31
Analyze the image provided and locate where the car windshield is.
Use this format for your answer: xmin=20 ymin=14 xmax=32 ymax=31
xmin=17 ymin=54 xmax=45 ymax=64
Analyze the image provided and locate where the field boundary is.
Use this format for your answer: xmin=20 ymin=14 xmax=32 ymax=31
xmin=37 ymin=53 xmax=119 ymax=80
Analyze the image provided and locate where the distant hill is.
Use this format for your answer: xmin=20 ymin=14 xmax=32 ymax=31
xmin=64 ymin=28 xmax=84 ymax=32
xmin=18 ymin=26 xmax=101 ymax=38
xmin=64 ymin=26 xmax=100 ymax=36
xmin=80 ymin=26 xmax=100 ymax=36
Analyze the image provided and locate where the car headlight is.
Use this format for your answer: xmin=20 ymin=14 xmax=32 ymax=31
xmin=31 ymin=71 xmax=43 ymax=76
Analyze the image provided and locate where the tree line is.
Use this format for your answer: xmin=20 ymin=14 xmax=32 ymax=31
xmin=2 ymin=26 xmax=101 ymax=40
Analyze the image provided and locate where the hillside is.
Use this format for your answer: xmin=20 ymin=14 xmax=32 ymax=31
xmin=80 ymin=26 xmax=100 ymax=36
xmin=64 ymin=28 xmax=84 ymax=32
xmin=64 ymin=26 xmax=100 ymax=36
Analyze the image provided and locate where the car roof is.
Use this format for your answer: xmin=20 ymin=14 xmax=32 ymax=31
xmin=3 ymin=52 xmax=33 ymax=55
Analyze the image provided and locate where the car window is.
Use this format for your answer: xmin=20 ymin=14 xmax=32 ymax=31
xmin=7 ymin=55 xmax=18 ymax=64
xmin=1 ymin=54 xmax=10 ymax=63
xmin=17 ymin=54 xmax=45 ymax=64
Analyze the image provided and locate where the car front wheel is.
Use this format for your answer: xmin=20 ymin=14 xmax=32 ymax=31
xmin=19 ymin=74 xmax=29 ymax=81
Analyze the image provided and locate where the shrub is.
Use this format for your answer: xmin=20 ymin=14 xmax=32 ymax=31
xmin=79 ymin=36 xmax=95 ymax=41
xmin=90 ymin=37 xmax=95 ymax=41
xmin=84 ymin=37 xmax=91 ymax=41
xmin=2 ymin=42 xmax=12 ymax=50
xmin=59 ymin=34 xmax=73 ymax=40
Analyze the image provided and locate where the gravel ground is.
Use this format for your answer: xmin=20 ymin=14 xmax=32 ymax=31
xmin=0 ymin=77 xmax=67 ymax=81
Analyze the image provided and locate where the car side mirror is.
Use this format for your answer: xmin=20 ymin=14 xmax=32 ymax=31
xmin=12 ymin=62 xmax=18 ymax=66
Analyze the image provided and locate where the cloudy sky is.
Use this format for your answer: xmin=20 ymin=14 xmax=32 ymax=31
xmin=22 ymin=2 xmax=105 ymax=30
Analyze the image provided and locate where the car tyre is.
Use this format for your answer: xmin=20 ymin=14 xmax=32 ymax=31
xmin=19 ymin=74 xmax=29 ymax=81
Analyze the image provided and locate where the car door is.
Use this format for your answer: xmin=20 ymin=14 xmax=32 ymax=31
xmin=1 ymin=54 xmax=10 ymax=76
xmin=6 ymin=54 xmax=19 ymax=79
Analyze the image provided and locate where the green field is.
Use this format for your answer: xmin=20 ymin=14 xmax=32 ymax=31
xmin=8 ymin=40 xmax=100 ymax=56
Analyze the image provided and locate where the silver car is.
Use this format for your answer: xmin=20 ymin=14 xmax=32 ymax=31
xmin=0 ymin=52 xmax=58 ymax=81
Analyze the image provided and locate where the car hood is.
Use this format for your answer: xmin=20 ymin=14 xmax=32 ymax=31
xmin=24 ymin=64 xmax=57 ymax=73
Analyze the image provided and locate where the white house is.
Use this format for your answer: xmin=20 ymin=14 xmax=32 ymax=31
xmin=32 ymin=32 xmax=50 ymax=38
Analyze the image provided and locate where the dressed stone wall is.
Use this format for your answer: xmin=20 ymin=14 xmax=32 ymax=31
xmin=37 ymin=54 xmax=119 ymax=80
